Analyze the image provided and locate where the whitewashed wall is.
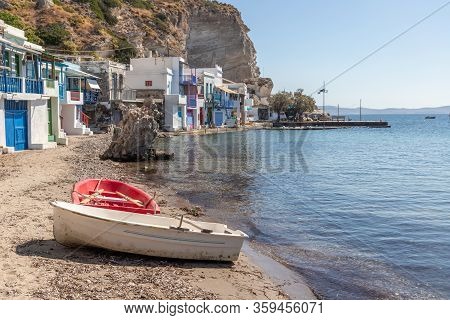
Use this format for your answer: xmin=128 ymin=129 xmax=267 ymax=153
xmin=0 ymin=100 xmax=5 ymax=147
xmin=28 ymin=99 xmax=50 ymax=149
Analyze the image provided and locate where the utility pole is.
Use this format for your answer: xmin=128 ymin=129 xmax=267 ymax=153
xmin=359 ymin=99 xmax=362 ymax=121
xmin=317 ymin=81 xmax=328 ymax=116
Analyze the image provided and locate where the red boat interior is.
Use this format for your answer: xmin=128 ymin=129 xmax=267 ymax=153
xmin=72 ymin=179 xmax=160 ymax=214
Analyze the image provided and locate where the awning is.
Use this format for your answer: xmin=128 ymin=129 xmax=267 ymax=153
xmin=216 ymin=86 xmax=239 ymax=95
xmin=0 ymin=38 xmax=43 ymax=55
xmin=87 ymin=79 xmax=101 ymax=91
xmin=66 ymin=67 xmax=100 ymax=79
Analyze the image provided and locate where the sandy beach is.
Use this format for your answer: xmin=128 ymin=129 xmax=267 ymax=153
xmin=0 ymin=133 xmax=292 ymax=300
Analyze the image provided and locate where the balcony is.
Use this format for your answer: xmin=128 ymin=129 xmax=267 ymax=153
xmin=220 ymin=100 xmax=235 ymax=109
xmin=244 ymin=98 xmax=254 ymax=107
xmin=179 ymin=75 xmax=197 ymax=86
xmin=25 ymin=79 xmax=44 ymax=94
xmin=122 ymin=89 xmax=136 ymax=101
xmin=111 ymin=89 xmax=122 ymax=101
xmin=43 ymin=79 xmax=59 ymax=97
xmin=61 ymin=90 xmax=84 ymax=105
xmin=165 ymin=94 xmax=187 ymax=106
xmin=84 ymin=90 xmax=99 ymax=105
xmin=213 ymin=93 xmax=221 ymax=103
xmin=187 ymin=95 xmax=197 ymax=108
xmin=69 ymin=91 xmax=81 ymax=102
xmin=0 ymin=76 xmax=23 ymax=93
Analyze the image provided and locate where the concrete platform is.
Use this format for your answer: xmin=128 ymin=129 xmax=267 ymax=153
xmin=273 ymin=120 xmax=390 ymax=128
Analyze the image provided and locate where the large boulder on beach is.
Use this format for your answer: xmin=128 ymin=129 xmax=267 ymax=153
xmin=101 ymin=101 xmax=161 ymax=161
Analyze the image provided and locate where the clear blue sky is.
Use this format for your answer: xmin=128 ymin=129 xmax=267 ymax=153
xmin=222 ymin=0 xmax=450 ymax=108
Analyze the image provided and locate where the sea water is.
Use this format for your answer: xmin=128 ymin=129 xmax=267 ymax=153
xmin=142 ymin=114 xmax=450 ymax=299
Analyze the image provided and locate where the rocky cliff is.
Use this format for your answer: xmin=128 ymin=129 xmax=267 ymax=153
xmin=186 ymin=6 xmax=259 ymax=82
xmin=0 ymin=0 xmax=261 ymax=82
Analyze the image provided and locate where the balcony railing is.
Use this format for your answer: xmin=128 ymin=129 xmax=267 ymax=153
xmin=213 ymin=93 xmax=221 ymax=103
xmin=122 ymin=89 xmax=137 ymax=101
xmin=45 ymin=79 xmax=55 ymax=89
xmin=25 ymin=79 xmax=44 ymax=94
xmin=80 ymin=111 xmax=90 ymax=127
xmin=84 ymin=90 xmax=99 ymax=104
xmin=221 ymin=100 xmax=235 ymax=109
xmin=59 ymin=84 xmax=65 ymax=100
xmin=111 ymin=89 xmax=121 ymax=101
xmin=180 ymin=75 xmax=197 ymax=85
xmin=0 ymin=76 xmax=23 ymax=93
xmin=70 ymin=91 xmax=81 ymax=102
xmin=187 ymin=95 xmax=197 ymax=108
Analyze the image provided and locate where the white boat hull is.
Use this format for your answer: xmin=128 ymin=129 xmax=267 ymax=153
xmin=52 ymin=201 xmax=247 ymax=261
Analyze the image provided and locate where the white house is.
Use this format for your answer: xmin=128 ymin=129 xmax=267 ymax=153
xmin=125 ymin=56 xmax=200 ymax=132
xmin=0 ymin=20 xmax=57 ymax=153
xmin=195 ymin=65 xmax=225 ymax=127
xmin=223 ymin=82 xmax=254 ymax=125
xmin=59 ymin=62 xmax=100 ymax=136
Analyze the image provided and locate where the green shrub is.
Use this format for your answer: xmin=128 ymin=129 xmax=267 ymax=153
xmin=103 ymin=0 xmax=121 ymax=7
xmin=113 ymin=38 xmax=137 ymax=64
xmin=155 ymin=12 xmax=167 ymax=21
xmin=0 ymin=11 xmax=43 ymax=44
xmin=124 ymin=0 xmax=154 ymax=10
xmin=78 ymin=0 xmax=119 ymax=25
xmin=0 ymin=11 xmax=25 ymax=29
xmin=204 ymin=0 xmax=220 ymax=11
xmin=63 ymin=40 xmax=78 ymax=54
xmin=152 ymin=12 xmax=170 ymax=33
xmin=25 ymin=29 xmax=43 ymax=45
xmin=37 ymin=23 xmax=70 ymax=46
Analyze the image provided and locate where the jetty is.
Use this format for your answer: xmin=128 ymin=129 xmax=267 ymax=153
xmin=272 ymin=120 xmax=390 ymax=129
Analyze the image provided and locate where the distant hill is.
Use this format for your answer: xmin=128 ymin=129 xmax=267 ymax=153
xmin=324 ymin=106 xmax=450 ymax=115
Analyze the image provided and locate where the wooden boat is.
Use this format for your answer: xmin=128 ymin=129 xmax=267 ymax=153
xmin=51 ymin=201 xmax=248 ymax=261
xmin=425 ymin=116 xmax=436 ymax=119
xmin=72 ymin=179 xmax=160 ymax=215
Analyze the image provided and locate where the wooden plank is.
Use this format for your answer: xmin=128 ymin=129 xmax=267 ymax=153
xmin=80 ymin=189 xmax=104 ymax=205
xmin=115 ymin=191 xmax=144 ymax=207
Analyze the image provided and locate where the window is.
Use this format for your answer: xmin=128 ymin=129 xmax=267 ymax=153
xmin=145 ymin=80 xmax=152 ymax=87
xmin=167 ymin=80 xmax=171 ymax=94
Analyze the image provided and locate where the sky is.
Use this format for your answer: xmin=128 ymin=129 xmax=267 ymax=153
xmin=222 ymin=0 xmax=450 ymax=108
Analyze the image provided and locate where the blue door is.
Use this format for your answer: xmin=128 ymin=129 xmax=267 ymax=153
xmin=214 ymin=111 xmax=223 ymax=127
xmin=5 ymin=100 xmax=28 ymax=151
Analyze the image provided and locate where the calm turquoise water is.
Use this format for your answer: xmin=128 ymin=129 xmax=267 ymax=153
xmin=144 ymin=115 xmax=450 ymax=299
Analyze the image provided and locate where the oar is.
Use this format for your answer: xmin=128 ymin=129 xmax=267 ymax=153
xmin=115 ymin=191 xmax=144 ymax=207
xmin=94 ymin=178 xmax=103 ymax=191
xmin=80 ymin=189 xmax=104 ymax=205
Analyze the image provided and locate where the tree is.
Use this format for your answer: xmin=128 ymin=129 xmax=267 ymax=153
xmin=293 ymin=89 xmax=316 ymax=117
xmin=269 ymin=91 xmax=293 ymax=122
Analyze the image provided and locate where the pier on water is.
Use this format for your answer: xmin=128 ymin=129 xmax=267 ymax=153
xmin=272 ymin=120 xmax=390 ymax=129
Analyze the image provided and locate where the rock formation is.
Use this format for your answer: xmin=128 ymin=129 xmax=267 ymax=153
xmin=5 ymin=0 xmax=269 ymax=85
xmin=36 ymin=0 xmax=53 ymax=10
xmin=245 ymin=78 xmax=274 ymax=106
xmin=186 ymin=7 xmax=260 ymax=82
xmin=101 ymin=101 xmax=160 ymax=161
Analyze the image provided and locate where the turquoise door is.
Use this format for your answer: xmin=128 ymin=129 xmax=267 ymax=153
xmin=5 ymin=100 xmax=28 ymax=151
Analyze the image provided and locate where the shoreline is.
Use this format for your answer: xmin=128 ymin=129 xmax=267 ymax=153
xmin=0 ymin=133 xmax=314 ymax=299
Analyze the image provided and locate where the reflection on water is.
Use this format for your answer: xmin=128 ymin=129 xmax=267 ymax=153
xmin=140 ymin=115 xmax=450 ymax=299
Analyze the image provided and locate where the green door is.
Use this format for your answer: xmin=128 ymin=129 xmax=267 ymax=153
xmin=48 ymin=100 xmax=55 ymax=142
